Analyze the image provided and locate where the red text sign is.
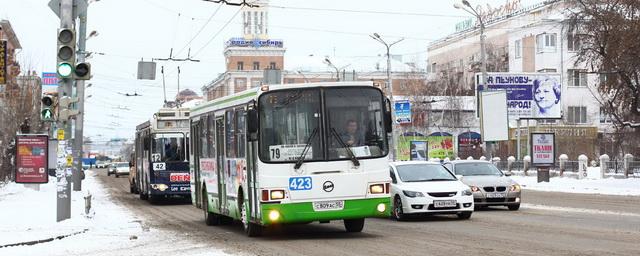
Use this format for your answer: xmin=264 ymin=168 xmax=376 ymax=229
xmin=15 ymin=135 xmax=49 ymax=183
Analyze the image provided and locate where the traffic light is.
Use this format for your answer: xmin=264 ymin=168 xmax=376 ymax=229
xmin=57 ymin=28 xmax=75 ymax=78
xmin=41 ymin=94 xmax=56 ymax=122
xmin=74 ymin=62 xmax=91 ymax=80
xmin=58 ymin=96 xmax=79 ymax=121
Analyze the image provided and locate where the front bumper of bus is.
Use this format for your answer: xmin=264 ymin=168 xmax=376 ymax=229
xmin=149 ymin=183 xmax=191 ymax=195
xmin=260 ymin=197 xmax=390 ymax=225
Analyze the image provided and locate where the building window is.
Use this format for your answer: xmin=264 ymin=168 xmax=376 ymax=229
xmin=269 ymin=62 xmax=276 ymax=69
xmin=431 ymin=62 xmax=436 ymax=73
xmin=536 ymin=33 xmax=557 ymax=53
xmin=567 ymin=106 xmax=587 ymax=124
xmin=568 ymin=69 xmax=587 ymax=86
xmin=537 ymin=68 xmax=557 ymax=73
xmin=286 ymin=78 xmax=295 ymax=84
xmin=237 ymin=61 xmax=244 ymax=70
xmin=599 ymin=107 xmax=613 ymax=123
xmin=567 ymin=33 xmax=581 ymax=51
xmin=251 ymin=79 xmax=261 ymax=88
xmin=253 ymin=61 xmax=260 ymax=70
xmin=515 ymin=39 xmax=522 ymax=58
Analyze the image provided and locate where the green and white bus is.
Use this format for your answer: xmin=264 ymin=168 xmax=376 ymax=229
xmin=189 ymin=82 xmax=392 ymax=236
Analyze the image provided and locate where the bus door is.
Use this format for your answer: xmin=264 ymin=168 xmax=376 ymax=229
xmin=215 ymin=117 xmax=227 ymax=214
xmin=246 ymin=124 xmax=259 ymax=221
xmin=191 ymin=121 xmax=201 ymax=207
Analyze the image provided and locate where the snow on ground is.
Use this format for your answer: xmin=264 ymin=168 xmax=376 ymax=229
xmin=512 ymin=175 xmax=640 ymax=196
xmin=0 ymin=170 xmax=232 ymax=256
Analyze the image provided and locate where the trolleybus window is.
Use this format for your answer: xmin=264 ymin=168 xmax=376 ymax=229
xmin=259 ymin=89 xmax=322 ymax=162
xmin=152 ymin=133 xmax=187 ymax=162
xmin=326 ymin=88 xmax=388 ymax=159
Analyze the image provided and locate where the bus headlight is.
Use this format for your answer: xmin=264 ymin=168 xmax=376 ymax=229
xmin=270 ymin=190 xmax=285 ymax=200
xmin=369 ymin=184 xmax=385 ymax=194
xmin=376 ymin=203 xmax=386 ymax=213
xmin=268 ymin=210 xmax=280 ymax=221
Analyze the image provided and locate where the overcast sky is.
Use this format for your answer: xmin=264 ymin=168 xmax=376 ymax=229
xmin=0 ymin=0 xmax=534 ymax=141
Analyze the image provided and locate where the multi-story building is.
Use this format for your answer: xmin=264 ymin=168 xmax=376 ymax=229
xmin=0 ymin=20 xmax=22 ymax=99
xmin=427 ymin=0 xmax=616 ymax=159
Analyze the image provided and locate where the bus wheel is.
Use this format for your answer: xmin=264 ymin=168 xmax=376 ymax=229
xmin=241 ymin=201 xmax=262 ymax=237
xmin=140 ymin=188 xmax=148 ymax=200
xmin=344 ymin=218 xmax=365 ymax=233
xmin=203 ymin=191 xmax=220 ymax=226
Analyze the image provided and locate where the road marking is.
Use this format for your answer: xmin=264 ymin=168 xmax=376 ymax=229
xmin=522 ymin=203 xmax=640 ymax=217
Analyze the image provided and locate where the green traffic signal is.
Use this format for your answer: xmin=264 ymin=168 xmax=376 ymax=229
xmin=41 ymin=108 xmax=54 ymax=122
xmin=57 ymin=62 xmax=73 ymax=78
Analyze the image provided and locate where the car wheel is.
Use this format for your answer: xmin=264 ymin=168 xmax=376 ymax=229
xmin=508 ymin=204 xmax=520 ymax=211
xmin=457 ymin=211 xmax=472 ymax=219
xmin=115 ymin=174 xmax=119 ymax=178
xmin=392 ymin=196 xmax=406 ymax=221
xmin=344 ymin=218 xmax=365 ymax=232
xmin=241 ymin=200 xmax=262 ymax=237
xmin=107 ymin=171 xmax=111 ymax=176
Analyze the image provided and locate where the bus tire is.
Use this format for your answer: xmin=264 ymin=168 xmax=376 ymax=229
xmin=241 ymin=200 xmax=262 ymax=237
xmin=203 ymin=191 xmax=221 ymax=226
xmin=344 ymin=218 xmax=365 ymax=233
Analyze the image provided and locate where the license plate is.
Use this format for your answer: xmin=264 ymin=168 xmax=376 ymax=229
xmin=486 ymin=193 xmax=506 ymax=198
xmin=433 ymin=200 xmax=457 ymax=208
xmin=312 ymin=200 xmax=344 ymax=211
xmin=170 ymin=173 xmax=190 ymax=182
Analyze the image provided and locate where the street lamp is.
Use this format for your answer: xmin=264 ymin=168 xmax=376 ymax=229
xmin=370 ymin=33 xmax=404 ymax=161
xmin=297 ymin=70 xmax=310 ymax=83
xmin=323 ymin=57 xmax=340 ymax=81
xmin=454 ymin=0 xmax=491 ymax=159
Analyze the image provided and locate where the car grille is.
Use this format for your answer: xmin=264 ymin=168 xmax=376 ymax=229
xmin=486 ymin=198 xmax=507 ymax=203
xmin=427 ymin=192 xmax=457 ymax=197
xmin=483 ymin=186 xmax=507 ymax=192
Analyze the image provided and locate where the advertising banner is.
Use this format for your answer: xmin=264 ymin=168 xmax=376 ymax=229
xmin=477 ymin=73 xmax=562 ymax=119
xmin=397 ymin=136 xmax=428 ymax=161
xmin=427 ymin=133 xmax=455 ymax=159
xmin=15 ymin=134 xmax=49 ymax=184
xmin=41 ymin=72 xmax=58 ymax=94
xmin=394 ymin=100 xmax=411 ymax=124
xmin=458 ymin=131 xmax=482 ymax=159
xmin=0 ymin=40 xmax=7 ymax=85
xmin=410 ymin=141 xmax=427 ymax=161
xmin=531 ymin=132 xmax=555 ymax=167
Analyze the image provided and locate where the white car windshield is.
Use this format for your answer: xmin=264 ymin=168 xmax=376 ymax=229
xmin=455 ymin=163 xmax=503 ymax=176
xmin=116 ymin=163 xmax=129 ymax=168
xmin=396 ymin=164 xmax=456 ymax=182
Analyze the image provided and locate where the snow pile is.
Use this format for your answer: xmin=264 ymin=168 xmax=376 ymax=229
xmin=512 ymin=175 xmax=640 ymax=196
xmin=0 ymin=170 xmax=232 ymax=256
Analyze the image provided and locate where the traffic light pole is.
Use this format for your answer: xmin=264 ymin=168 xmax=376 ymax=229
xmin=56 ymin=0 xmax=74 ymax=222
xmin=72 ymin=7 xmax=87 ymax=191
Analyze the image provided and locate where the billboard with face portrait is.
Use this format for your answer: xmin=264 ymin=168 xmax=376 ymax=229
xmin=476 ymin=73 xmax=562 ymax=119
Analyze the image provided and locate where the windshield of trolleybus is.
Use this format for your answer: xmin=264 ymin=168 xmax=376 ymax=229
xmin=151 ymin=133 xmax=187 ymax=162
xmin=258 ymin=87 xmax=388 ymax=163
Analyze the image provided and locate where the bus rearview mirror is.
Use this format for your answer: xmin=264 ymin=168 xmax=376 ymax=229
xmin=247 ymin=108 xmax=259 ymax=136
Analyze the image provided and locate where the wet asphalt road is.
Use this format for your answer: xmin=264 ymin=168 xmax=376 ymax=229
xmin=94 ymin=169 xmax=640 ymax=256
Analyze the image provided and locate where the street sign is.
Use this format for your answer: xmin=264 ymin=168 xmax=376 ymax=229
xmin=48 ymin=0 xmax=87 ymax=19
xmin=15 ymin=134 xmax=49 ymax=184
xmin=57 ymin=129 xmax=65 ymax=140
xmin=394 ymin=100 xmax=411 ymax=124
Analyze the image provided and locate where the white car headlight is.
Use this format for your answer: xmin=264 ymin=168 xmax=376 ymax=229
xmin=402 ymin=190 xmax=424 ymax=198
xmin=461 ymin=189 xmax=473 ymax=196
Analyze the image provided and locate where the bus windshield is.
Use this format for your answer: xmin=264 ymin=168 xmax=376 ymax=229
xmin=259 ymin=89 xmax=322 ymax=162
xmin=152 ymin=133 xmax=186 ymax=162
xmin=259 ymin=87 xmax=388 ymax=163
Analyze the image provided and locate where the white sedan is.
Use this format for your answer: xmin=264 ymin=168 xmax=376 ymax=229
xmin=389 ymin=161 xmax=474 ymax=220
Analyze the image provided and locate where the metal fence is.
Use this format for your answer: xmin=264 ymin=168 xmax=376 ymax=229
xmin=629 ymin=161 xmax=640 ymax=177
xmin=604 ymin=160 xmax=625 ymax=174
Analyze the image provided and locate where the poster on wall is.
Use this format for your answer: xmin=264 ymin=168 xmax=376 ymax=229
xmin=531 ymin=132 xmax=555 ymax=167
xmin=397 ymin=135 xmax=429 ymax=161
xmin=15 ymin=134 xmax=49 ymax=184
xmin=427 ymin=132 xmax=455 ymax=159
xmin=476 ymin=73 xmax=562 ymax=119
xmin=458 ymin=131 xmax=482 ymax=159
xmin=410 ymin=141 xmax=427 ymax=161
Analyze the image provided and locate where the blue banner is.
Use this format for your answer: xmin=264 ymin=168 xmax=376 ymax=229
xmin=394 ymin=100 xmax=411 ymax=124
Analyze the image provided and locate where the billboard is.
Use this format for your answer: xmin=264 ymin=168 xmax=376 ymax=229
xmin=410 ymin=141 xmax=427 ymax=161
xmin=427 ymin=132 xmax=454 ymax=159
xmin=531 ymin=132 xmax=555 ymax=167
xmin=15 ymin=134 xmax=49 ymax=184
xmin=477 ymin=73 xmax=562 ymax=119
xmin=41 ymin=72 xmax=58 ymax=94
xmin=394 ymin=100 xmax=411 ymax=124
xmin=458 ymin=131 xmax=482 ymax=159
xmin=481 ymin=90 xmax=509 ymax=141
xmin=397 ymin=135 xmax=428 ymax=161
xmin=0 ymin=40 xmax=7 ymax=85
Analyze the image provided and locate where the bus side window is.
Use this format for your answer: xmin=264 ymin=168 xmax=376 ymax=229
xmin=236 ymin=108 xmax=246 ymax=158
xmin=389 ymin=168 xmax=397 ymax=184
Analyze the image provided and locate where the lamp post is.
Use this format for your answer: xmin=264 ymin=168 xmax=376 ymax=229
xmin=370 ymin=33 xmax=403 ymax=161
xmin=323 ymin=57 xmax=340 ymax=81
xmin=454 ymin=0 xmax=491 ymax=159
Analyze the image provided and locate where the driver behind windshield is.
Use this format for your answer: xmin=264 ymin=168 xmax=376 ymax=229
xmin=340 ymin=119 xmax=364 ymax=147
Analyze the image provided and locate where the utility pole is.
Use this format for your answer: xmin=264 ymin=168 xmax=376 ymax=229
xmin=454 ymin=0 xmax=491 ymax=159
xmin=370 ymin=33 xmax=403 ymax=161
xmin=73 ymin=3 xmax=88 ymax=191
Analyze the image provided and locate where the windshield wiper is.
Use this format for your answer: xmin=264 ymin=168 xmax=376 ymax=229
xmin=420 ymin=178 xmax=455 ymax=182
xmin=330 ymin=128 xmax=360 ymax=167
xmin=294 ymin=128 xmax=318 ymax=170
